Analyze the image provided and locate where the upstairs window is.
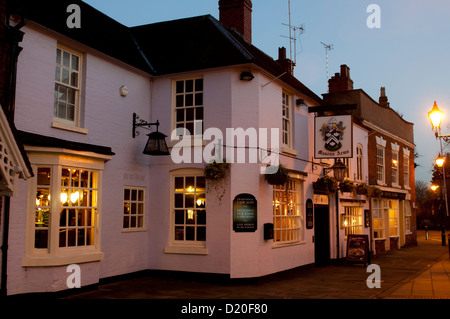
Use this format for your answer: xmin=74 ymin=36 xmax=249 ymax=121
xmin=174 ymin=78 xmax=204 ymax=137
xmin=376 ymin=145 xmax=385 ymax=185
xmin=54 ymin=46 xmax=81 ymax=125
xmin=282 ymin=92 xmax=291 ymax=147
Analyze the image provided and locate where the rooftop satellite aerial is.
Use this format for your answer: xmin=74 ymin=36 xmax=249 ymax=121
xmin=281 ymin=0 xmax=304 ymax=66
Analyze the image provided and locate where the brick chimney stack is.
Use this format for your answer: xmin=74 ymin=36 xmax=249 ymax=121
xmin=379 ymin=87 xmax=390 ymax=108
xmin=328 ymin=64 xmax=354 ymax=93
xmin=219 ymin=0 xmax=252 ymax=43
xmin=276 ymin=47 xmax=294 ymax=75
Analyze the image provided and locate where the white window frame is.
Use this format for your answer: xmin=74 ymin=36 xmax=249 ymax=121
xmin=388 ymin=200 xmax=399 ymax=238
xmin=172 ymin=77 xmax=204 ymax=139
xmin=405 ymin=200 xmax=412 ymax=235
xmin=372 ymin=199 xmax=386 ymax=240
xmin=343 ymin=206 xmax=363 ymax=236
xmin=165 ymin=168 xmax=207 ymax=255
xmin=123 ymin=186 xmax=146 ymax=231
xmin=53 ymin=45 xmax=82 ymax=129
xmin=391 ymin=150 xmax=399 ymax=186
xmin=376 ymin=145 xmax=385 ymax=185
xmin=272 ymin=177 xmax=304 ymax=247
xmin=356 ymin=144 xmax=364 ymax=182
xmin=22 ymin=148 xmax=110 ymax=267
xmin=282 ymin=92 xmax=291 ymax=148
xmin=403 ymin=154 xmax=410 ymax=188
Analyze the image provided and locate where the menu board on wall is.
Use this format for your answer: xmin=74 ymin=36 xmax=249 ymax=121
xmin=346 ymin=234 xmax=369 ymax=265
xmin=233 ymin=193 xmax=257 ymax=232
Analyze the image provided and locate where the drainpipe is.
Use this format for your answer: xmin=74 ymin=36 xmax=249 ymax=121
xmin=336 ymin=190 xmax=340 ymax=263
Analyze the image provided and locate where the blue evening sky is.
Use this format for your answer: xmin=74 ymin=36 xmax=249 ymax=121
xmin=84 ymin=0 xmax=450 ymax=184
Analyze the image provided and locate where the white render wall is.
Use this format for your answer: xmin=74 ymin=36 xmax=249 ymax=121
xmin=8 ymin=23 xmax=322 ymax=294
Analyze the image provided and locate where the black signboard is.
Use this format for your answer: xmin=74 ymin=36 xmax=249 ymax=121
xmin=233 ymin=193 xmax=257 ymax=232
xmin=346 ymin=234 xmax=370 ymax=265
xmin=306 ymin=198 xmax=314 ymax=229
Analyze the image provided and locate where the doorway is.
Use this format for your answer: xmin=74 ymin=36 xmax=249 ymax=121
xmin=314 ymin=205 xmax=330 ymax=266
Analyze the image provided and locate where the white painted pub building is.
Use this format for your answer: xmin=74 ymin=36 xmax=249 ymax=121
xmin=0 ymin=0 xmax=415 ymax=295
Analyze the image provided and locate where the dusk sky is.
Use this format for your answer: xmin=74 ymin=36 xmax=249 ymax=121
xmin=84 ymin=0 xmax=450 ymax=184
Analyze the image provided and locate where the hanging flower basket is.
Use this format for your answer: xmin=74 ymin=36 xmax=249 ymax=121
xmin=367 ymin=185 xmax=382 ymax=198
xmin=355 ymin=183 xmax=369 ymax=195
xmin=313 ymin=175 xmax=339 ymax=193
xmin=204 ymin=161 xmax=229 ymax=182
xmin=339 ymin=179 xmax=355 ymax=194
xmin=264 ymin=164 xmax=289 ymax=185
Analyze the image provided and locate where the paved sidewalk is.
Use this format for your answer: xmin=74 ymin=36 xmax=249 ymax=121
xmin=62 ymin=230 xmax=450 ymax=300
xmin=379 ymin=233 xmax=450 ymax=299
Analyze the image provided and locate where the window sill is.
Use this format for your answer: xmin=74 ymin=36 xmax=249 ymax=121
xmin=22 ymin=251 xmax=104 ymax=267
xmin=164 ymin=245 xmax=208 ymax=255
xmin=272 ymin=241 xmax=305 ymax=248
xmin=122 ymin=228 xmax=148 ymax=233
xmin=52 ymin=121 xmax=88 ymax=134
xmin=281 ymin=145 xmax=298 ymax=156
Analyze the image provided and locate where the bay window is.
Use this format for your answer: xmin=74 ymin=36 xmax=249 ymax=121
xmin=23 ymin=150 xmax=108 ymax=267
xmin=273 ymin=178 xmax=304 ymax=245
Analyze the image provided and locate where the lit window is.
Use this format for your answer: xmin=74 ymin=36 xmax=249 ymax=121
xmin=372 ymin=199 xmax=386 ymax=239
xmin=173 ymin=175 xmax=206 ymax=242
xmin=343 ymin=206 xmax=363 ymax=236
xmin=174 ymin=78 xmax=203 ymax=136
xmin=33 ymin=166 xmax=99 ymax=250
xmin=123 ymin=187 xmax=145 ymax=230
xmin=59 ymin=168 xmax=98 ymax=247
xmin=273 ymin=179 xmax=303 ymax=244
xmin=54 ymin=46 xmax=81 ymax=125
xmin=392 ymin=150 xmax=398 ymax=185
xmin=389 ymin=200 xmax=399 ymax=237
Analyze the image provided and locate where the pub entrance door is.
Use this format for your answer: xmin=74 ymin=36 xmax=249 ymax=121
xmin=314 ymin=205 xmax=330 ymax=267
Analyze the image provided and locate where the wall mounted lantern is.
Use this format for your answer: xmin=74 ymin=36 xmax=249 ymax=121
xmin=240 ymin=71 xmax=254 ymax=81
xmin=324 ymin=159 xmax=347 ymax=182
xmin=132 ymin=113 xmax=170 ymax=156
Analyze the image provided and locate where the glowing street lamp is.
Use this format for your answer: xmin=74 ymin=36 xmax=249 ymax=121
xmin=436 ymin=155 xmax=445 ymax=168
xmin=428 ymin=101 xmax=444 ymax=136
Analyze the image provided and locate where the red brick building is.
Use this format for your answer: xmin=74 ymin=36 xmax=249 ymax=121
xmin=323 ymin=65 xmax=417 ymax=254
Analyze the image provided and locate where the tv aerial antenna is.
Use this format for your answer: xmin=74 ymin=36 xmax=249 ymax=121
xmin=281 ymin=0 xmax=304 ymax=65
xmin=320 ymin=42 xmax=334 ymax=80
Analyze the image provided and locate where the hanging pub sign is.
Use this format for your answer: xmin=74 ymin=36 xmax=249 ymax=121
xmin=233 ymin=193 xmax=257 ymax=232
xmin=314 ymin=115 xmax=353 ymax=159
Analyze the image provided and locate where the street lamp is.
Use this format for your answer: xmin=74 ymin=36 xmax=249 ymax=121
xmin=428 ymin=101 xmax=449 ymax=245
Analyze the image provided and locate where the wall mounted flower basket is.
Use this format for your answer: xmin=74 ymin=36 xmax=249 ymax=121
xmin=204 ymin=160 xmax=229 ymax=182
xmin=339 ymin=179 xmax=355 ymax=194
xmin=367 ymin=185 xmax=382 ymax=198
xmin=313 ymin=175 xmax=339 ymax=193
xmin=355 ymin=183 xmax=369 ymax=195
xmin=264 ymin=164 xmax=289 ymax=185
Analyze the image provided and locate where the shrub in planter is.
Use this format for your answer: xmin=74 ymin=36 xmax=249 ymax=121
xmin=264 ymin=164 xmax=290 ymax=185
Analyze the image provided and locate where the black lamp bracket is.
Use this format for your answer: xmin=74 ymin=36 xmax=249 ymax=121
xmin=437 ymin=133 xmax=450 ymax=143
xmin=133 ymin=113 xmax=160 ymax=138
